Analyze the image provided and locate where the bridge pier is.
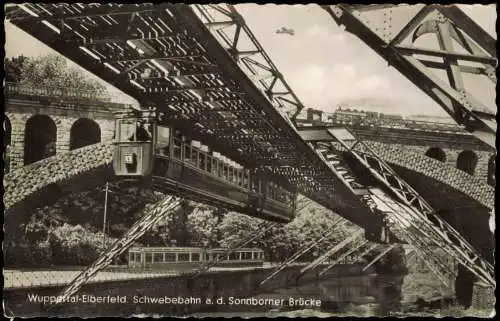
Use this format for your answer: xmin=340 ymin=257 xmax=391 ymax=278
xmin=454 ymin=265 xmax=475 ymax=308
xmin=455 ymin=265 xmax=495 ymax=311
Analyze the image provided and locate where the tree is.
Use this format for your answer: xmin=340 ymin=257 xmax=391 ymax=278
xmin=187 ymin=204 xmax=224 ymax=248
xmin=5 ymin=54 xmax=108 ymax=96
xmin=5 ymin=55 xmax=29 ymax=82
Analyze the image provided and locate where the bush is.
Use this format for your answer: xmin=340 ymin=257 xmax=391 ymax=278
xmin=49 ymin=223 xmax=113 ymax=265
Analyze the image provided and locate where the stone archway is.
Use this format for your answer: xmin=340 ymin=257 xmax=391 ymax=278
xmin=425 ymin=147 xmax=446 ymax=162
xmin=24 ymin=115 xmax=57 ymax=165
xmin=70 ymin=118 xmax=101 ymax=150
xmin=456 ymin=150 xmax=478 ymax=176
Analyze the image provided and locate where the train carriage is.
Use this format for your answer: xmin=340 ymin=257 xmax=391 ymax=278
xmin=128 ymin=247 xmax=265 ymax=270
xmin=113 ymin=111 xmax=297 ymax=223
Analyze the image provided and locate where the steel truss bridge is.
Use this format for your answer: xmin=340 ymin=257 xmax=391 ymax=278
xmin=5 ymin=3 xmax=496 ymax=302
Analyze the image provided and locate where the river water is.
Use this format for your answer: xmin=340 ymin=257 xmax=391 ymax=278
xmin=190 ymin=274 xmax=407 ymax=317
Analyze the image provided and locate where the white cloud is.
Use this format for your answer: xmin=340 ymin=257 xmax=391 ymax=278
xmin=331 ymin=63 xmax=356 ymax=80
xmin=357 ymin=75 xmax=389 ymax=92
xmin=306 ymin=24 xmax=329 ymax=37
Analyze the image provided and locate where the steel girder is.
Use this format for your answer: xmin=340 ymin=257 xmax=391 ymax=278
xmin=301 ymin=125 xmax=493 ymax=286
xmin=191 ymin=4 xmax=306 ymax=119
xmin=6 ymin=3 xmax=355 ymax=213
xmin=324 ymin=4 xmax=496 ymax=148
xmin=318 ymin=239 xmax=369 ymax=276
xmin=326 ymin=127 xmax=494 ymax=285
xmin=297 ymin=229 xmax=365 ymax=278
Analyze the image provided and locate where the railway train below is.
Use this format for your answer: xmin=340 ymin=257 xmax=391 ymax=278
xmin=112 ymin=110 xmax=298 ymax=223
xmin=128 ymin=246 xmax=265 ymax=270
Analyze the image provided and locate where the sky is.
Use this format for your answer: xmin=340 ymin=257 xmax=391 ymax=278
xmin=4 ymin=4 xmax=497 ymax=117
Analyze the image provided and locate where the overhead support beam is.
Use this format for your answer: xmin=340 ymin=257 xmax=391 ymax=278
xmin=435 ymin=5 xmax=496 ymax=57
xmin=74 ymin=32 xmax=192 ymax=46
xmin=296 ymin=126 xmax=340 ymax=142
xmin=395 ymin=45 xmax=497 ymax=65
xmin=192 ymin=4 xmax=306 ymax=119
xmin=6 ymin=4 xmax=162 ymax=21
xmin=419 ymin=59 xmax=494 ymax=76
xmin=103 ymin=54 xmax=204 ymax=64
xmin=323 ymin=4 xmax=497 ymax=148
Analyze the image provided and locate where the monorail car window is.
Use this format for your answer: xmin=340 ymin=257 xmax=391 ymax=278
xmin=199 ymin=152 xmax=206 ymax=171
xmin=206 ymin=154 xmax=212 ymax=172
xmin=233 ymin=169 xmax=239 ymax=185
xmin=136 ymin=122 xmax=152 ymax=142
xmin=184 ymin=144 xmax=192 ymax=163
xmin=118 ymin=120 xmax=136 ymax=142
xmin=165 ymin=253 xmax=176 ymax=262
xmin=229 ymin=252 xmax=237 ymax=260
xmin=191 ymin=253 xmax=200 ymax=261
xmin=156 ymin=126 xmax=171 ymax=156
xmin=218 ymin=162 xmax=224 ymax=178
xmin=237 ymin=171 xmax=243 ymax=186
xmin=228 ymin=166 xmax=233 ymax=182
xmin=192 ymin=149 xmax=199 ymax=167
xmin=145 ymin=253 xmax=153 ymax=263
xmin=211 ymin=158 xmax=218 ymax=176
xmin=173 ymin=138 xmax=182 ymax=159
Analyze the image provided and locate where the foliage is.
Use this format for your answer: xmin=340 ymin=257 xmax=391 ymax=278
xmin=7 ymin=211 xmax=117 ymax=267
xmin=48 ymin=223 xmax=111 ymax=265
xmin=5 ymin=54 xmax=107 ymax=95
xmin=5 ymin=55 xmax=29 ymax=82
xmin=10 ymin=187 xmax=406 ymax=272
xmin=187 ymin=205 xmax=225 ymax=248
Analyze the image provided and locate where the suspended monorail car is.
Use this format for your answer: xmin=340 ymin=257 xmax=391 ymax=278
xmin=112 ymin=112 xmax=297 ymax=223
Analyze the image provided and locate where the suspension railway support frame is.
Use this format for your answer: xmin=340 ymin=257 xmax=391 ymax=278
xmin=323 ymin=4 xmax=497 ymax=148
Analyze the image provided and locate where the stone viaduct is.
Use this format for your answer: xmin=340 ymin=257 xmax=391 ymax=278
xmin=4 ymin=83 xmax=122 ymax=173
xmin=4 ymin=86 xmax=495 ymax=259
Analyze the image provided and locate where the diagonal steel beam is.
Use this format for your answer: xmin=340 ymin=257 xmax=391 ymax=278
xmin=259 ymin=226 xmax=340 ymax=287
xmin=388 ymin=5 xmax=436 ymax=46
xmin=319 ymin=239 xmax=368 ymax=276
xmin=435 ymin=5 xmax=496 ymax=57
xmin=362 ymin=244 xmax=396 ymax=272
xmin=327 ymin=127 xmax=494 ymax=285
xmin=395 ymin=45 xmax=496 ymax=65
xmin=192 ymin=4 xmax=306 ymax=119
xmin=298 ymin=229 xmax=364 ymax=278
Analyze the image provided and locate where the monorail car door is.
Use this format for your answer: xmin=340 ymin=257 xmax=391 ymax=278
xmin=113 ymin=114 xmax=156 ymax=177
